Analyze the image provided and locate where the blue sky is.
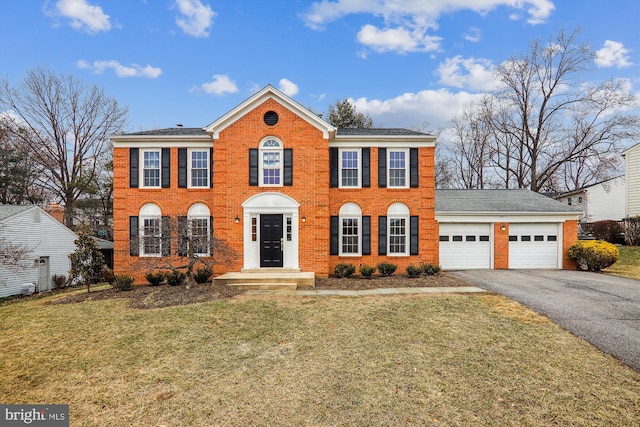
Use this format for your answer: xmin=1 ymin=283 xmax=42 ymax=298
xmin=1 ymin=0 xmax=639 ymax=133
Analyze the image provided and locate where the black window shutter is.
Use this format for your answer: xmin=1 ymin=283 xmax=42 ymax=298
xmin=177 ymin=216 xmax=187 ymax=256
xmin=178 ymin=148 xmax=187 ymax=188
xmin=410 ymin=148 xmax=419 ymax=188
xmin=161 ymin=215 xmax=171 ymax=256
xmin=129 ymin=216 xmax=139 ymax=256
xmin=209 ymin=147 xmax=214 ymax=188
xmin=362 ymin=148 xmax=370 ymax=188
xmin=378 ymin=216 xmax=387 ymax=255
xmin=161 ymin=148 xmax=170 ymax=188
xmin=329 ymin=147 xmax=338 ymax=188
xmin=362 ymin=215 xmax=371 ymax=255
xmin=410 ymin=215 xmax=419 ymax=255
xmin=129 ymin=148 xmax=139 ymax=188
xmin=378 ymin=148 xmax=387 ymax=188
xmin=209 ymin=216 xmax=214 ymax=255
xmin=284 ymin=148 xmax=293 ymax=186
xmin=249 ymin=148 xmax=258 ymax=186
xmin=330 ymin=216 xmax=339 ymax=255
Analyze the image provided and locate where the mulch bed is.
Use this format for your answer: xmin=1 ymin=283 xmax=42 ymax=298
xmin=47 ymin=272 xmax=471 ymax=309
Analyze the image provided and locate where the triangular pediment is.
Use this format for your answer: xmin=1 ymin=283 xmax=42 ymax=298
xmin=204 ymin=85 xmax=336 ymax=139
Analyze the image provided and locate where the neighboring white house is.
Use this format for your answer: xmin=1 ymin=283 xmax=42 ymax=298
xmin=554 ymin=176 xmax=626 ymax=223
xmin=624 ymin=143 xmax=640 ymax=217
xmin=0 ymin=205 xmax=78 ymax=298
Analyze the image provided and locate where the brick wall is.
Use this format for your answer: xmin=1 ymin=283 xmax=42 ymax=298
xmin=493 ymin=222 xmax=509 ymax=269
xmin=562 ymin=220 xmax=578 ymax=269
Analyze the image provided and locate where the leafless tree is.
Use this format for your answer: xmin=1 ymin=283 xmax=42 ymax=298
xmin=444 ymin=29 xmax=639 ymax=192
xmin=0 ymin=68 xmax=128 ymax=227
xmin=129 ymin=216 xmax=237 ymax=288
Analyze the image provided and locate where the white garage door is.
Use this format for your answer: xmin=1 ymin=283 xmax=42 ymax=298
xmin=509 ymin=223 xmax=560 ymax=269
xmin=439 ymin=223 xmax=491 ymax=269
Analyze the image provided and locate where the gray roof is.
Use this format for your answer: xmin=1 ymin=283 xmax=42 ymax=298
xmin=0 ymin=205 xmax=34 ymax=222
xmin=122 ymin=127 xmax=208 ymax=136
xmin=337 ymin=128 xmax=430 ymax=136
xmin=436 ymin=189 xmax=582 ymax=214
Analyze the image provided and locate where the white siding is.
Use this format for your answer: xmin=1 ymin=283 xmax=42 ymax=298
xmin=584 ymin=176 xmax=626 ymax=222
xmin=626 ymin=144 xmax=640 ymax=217
xmin=0 ymin=207 xmax=77 ymax=298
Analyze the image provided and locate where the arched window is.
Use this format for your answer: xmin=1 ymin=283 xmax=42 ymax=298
xmin=139 ymin=203 xmax=162 ymax=256
xmin=339 ymin=203 xmax=362 ymax=256
xmin=187 ymin=203 xmax=211 ymax=256
xmin=260 ymin=137 xmax=283 ymax=186
xmin=388 ymin=203 xmax=409 ymax=255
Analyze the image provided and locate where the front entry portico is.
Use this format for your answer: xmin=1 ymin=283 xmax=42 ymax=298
xmin=242 ymin=192 xmax=300 ymax=270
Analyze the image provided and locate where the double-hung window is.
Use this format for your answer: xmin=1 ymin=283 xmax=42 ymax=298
xmin=387 ymin=203 xmax=409 ymax=256
xmin=189 ymin=149 xmax=209 ymax=187
xmin=260 ymin=138 xmax=282 ymax=186
xmin=187 ymin=203 xmax=210 ymax=256
xmin=340 ymin=149 xmax=360 ymax=187
xmin=139 ymin=203 xmax=162 ymax=256
xmin=142 ymin=150 xmax=161 ymax=188
xmin=339 ymin=203 xmax=361 ymax=256
xmin=388 ymin=149 xmax=408 ymax=188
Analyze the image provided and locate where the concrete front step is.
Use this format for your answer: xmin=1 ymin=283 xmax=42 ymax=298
xmin=213 ymin=271 xmax=315 ymax=289
xmin=227 ymin=282 xmax=298 ymax=291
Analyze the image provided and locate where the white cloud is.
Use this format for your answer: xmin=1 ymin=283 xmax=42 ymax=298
xmin=278 ymin=79 xmax=299 ymax=97
xmin=595 ymin=40 xmax=633 ymax=68
xmin=52 ymin=0 xmax=111 ymax=33
xmin=196 ymin=75 xmax=238 ymax=95
xmin=350 ymin=88 xmax=485 ymax=130
xmin=357 ymin=24 xmax=442 ymax=54
xmin=174 ymin=0 xmax=216 ymax=38
xmin=77 ymin=60 xmax=162 ymax=78
xmin=463 ymin=26 xmax=481 ymax=43
xmin=436 ymin=56 xmax=497 ymax=91
xmin=302 ymin=0 xmax=555 ymax=30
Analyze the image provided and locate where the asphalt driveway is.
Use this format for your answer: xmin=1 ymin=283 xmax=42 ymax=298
xmin=451 ymin=270 xmax=640 ymax=371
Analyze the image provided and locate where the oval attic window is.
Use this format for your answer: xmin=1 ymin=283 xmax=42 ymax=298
xmin=264 ymin=111 xmax=278 ymax=126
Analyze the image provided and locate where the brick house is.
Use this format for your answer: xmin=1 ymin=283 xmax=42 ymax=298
xmin=111 ymin=85 xmax=579 ymax=284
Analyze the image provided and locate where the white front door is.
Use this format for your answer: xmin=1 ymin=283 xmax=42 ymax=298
xmin=38 ymin=256 xmax=50 ymax=291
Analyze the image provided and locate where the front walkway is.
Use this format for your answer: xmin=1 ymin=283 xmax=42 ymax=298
xmin=245 ymin=286 xmax=486 ymax=296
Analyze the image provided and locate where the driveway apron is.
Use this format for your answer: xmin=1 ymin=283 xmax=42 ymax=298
xmin=451 ymin=270 xmax=640 ymax=371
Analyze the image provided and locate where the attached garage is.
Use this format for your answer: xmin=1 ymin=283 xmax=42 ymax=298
xmin=508 ymin=223 xmax=560 ymax=269
xmin=436 ymin=189 xmax=581 ymax=270
xmin=439 ymin=223 xmax=491 ymax=269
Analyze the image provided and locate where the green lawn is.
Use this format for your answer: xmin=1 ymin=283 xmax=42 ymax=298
xmin=1 ymin=292 xmax=638 ymax=426
xmin=604 ymin=245 xmax=640 ymax=280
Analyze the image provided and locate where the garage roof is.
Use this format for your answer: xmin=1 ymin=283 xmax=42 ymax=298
xmin=436 ymin=189 xmax=582 ymax=214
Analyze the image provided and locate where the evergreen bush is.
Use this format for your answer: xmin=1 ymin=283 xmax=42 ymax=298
xmin=359 ymin=264 xmax=375 ymax=278
xmin=377 ymin=262 xmax=397 ymax=277
xmin=334 ymin=263 xmax=356 ymax=278
xmin=567 ymin=240 xmax=619 ymax=271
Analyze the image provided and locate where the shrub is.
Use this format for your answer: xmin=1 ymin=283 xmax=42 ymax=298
xmin=102 ymin=268 xmax=115 ymax=284
xmin=334 ymin=263 xmax=356 ymax=278
xmin=52 ymin=274 xmax=68 ymax=289
xmin=406 ymin=265 xmax=422 ymax=278
xmin=145 ymin=271 xmax=165 ymax=286
xmin=377 ymin=262 xmax=397 ymax=277
xmin=113 ymin=274 xmax=134 ymax=291
xmin=421 ymin=263 xmax=441 ymax=276
xmin=166 ymin=270 xmax=186 ymax=286
xmin=359 ymin=264 xmax=376 ymax=278
xmin=624 ymin=216 xmax=640 ymax=246
xmin=585 ymin=220 xmax=625 ymax=244
xmin=567 ymin=240 xmax=619 ymax=271
xmin=194 ymin=266 xmax=213 ymax=284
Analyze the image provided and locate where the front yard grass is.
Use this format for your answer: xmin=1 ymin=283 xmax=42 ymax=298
xmin=1 ymin=292 xmax=638 ymax=426
xmin=604 ymin=245 xmax=640 ymax=280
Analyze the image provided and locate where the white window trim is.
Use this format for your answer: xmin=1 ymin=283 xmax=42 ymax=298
xmin=259 ymin=137 xmax=283 ymax=187
xmin=339 ymin=148 xmax=361 ymax=188
xmin=387 ymin=148 xmax=409 ymax=188
xmin=188 ymin=203 xmax=210 ymax=257
xmin=388 ymin=203 xmax=409 ymax=256
xmin=187 ymin=148 xmax=210 ymax=188
xmin=339 ymin=203 xmax=362 ymax=257
xmin=139 ymin=203 xmax=162 ymax=257
xmin=140 ymin=149 xmax=162 ymax=189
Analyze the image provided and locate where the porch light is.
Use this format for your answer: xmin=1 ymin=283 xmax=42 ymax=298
xmin=302 ymin=216 xmax=306 ymax=223
xmin=234 ymin=215 xmax=240 ymax=224
xmin=500 ymin=224 xmax=506 ymax=231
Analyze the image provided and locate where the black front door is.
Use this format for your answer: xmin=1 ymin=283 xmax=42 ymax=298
xmin=260 ymin=214 xmax=283 ymax=268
